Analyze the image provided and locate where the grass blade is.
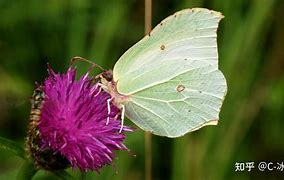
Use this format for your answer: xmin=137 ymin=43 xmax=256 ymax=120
xmin=0 ymin=137 xmax=26 ymax=159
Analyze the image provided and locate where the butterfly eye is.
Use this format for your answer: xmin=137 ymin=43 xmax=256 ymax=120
xmin=102 ymin=71 xmax=113 ymax=82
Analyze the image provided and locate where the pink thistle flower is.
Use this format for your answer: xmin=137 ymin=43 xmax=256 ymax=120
xmin=27 ymin=66 xmax=132 ymax=172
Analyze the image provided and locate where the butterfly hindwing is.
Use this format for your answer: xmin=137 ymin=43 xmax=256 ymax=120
xmin=123 ymin=65 xmax=226 ymax=137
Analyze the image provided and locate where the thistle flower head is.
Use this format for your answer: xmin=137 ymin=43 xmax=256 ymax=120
xmin=28 ymin=66 xmax=132 ymax=171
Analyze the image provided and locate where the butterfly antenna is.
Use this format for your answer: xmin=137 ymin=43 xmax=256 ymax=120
xmin=70 ymin=56 xmax=105 ymax=71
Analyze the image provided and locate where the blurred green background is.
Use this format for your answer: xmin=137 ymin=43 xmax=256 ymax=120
xmin=0 ymin=0 xmax=283 ymax=179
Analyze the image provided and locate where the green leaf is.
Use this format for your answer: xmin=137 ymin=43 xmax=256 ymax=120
xmin=0 ymin=137 xmax=26 ymax=159
xmin=17 ymin=161 xmax=75 ymax=180
xmin=17 ymin=161 xmax=38 ymax=180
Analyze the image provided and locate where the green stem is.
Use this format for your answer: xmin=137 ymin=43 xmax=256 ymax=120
xmin=144 ymin=0 xmax=152 ymax=180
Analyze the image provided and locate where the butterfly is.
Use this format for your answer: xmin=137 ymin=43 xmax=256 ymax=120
xmin=74 ymin=8 xmax=227 ymax=138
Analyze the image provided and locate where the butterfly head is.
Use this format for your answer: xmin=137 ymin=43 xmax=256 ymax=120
xmin=99 ymin=70 xmax=115 ymax=93
xmin=101 ymin=70 xmax=113 ymax=82
xmin=99 ymin=70 xmax=128 ymax=107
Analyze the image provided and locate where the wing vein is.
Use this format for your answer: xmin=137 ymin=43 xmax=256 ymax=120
xmin=166 ymin=103 xmax=196 ymax=128
xmin=131 ymin=68 xmax=219 ymax=95
xmin=131 ymin=100 xmax=180 ymax=135
xmin=183 ymin=101 xmax=214 ymax=120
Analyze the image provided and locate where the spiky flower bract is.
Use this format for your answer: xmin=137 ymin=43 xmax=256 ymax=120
xmin=27 ymin=66 xmax=132 ymax=172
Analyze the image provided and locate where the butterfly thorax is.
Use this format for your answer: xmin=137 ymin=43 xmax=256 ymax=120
xmin=100 ymin=70 xmax=129 ymax=108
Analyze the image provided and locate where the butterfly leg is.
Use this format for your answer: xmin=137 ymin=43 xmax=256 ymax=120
xmin=119 ymin=105 xmax=125 ymax=133
xmin=93 ymin=84 xmax=102 ymax=97
xmin=106 ymin=98 xmax=112 ymax=125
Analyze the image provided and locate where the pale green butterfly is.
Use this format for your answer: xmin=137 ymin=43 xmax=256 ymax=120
xmin=96 ymin=8 xmax=226 ymax=137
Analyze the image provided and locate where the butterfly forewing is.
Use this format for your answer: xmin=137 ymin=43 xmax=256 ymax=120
xmin=113 ymin=8 xmax=223 ymax=95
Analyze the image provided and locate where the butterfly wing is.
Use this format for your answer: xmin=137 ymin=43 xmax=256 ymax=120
xmin=112 ymin=8 xmax=227 ymax=137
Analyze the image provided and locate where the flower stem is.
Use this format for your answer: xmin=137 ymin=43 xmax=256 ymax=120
xmin=144 ymin=1 xmax=152 ymax=180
